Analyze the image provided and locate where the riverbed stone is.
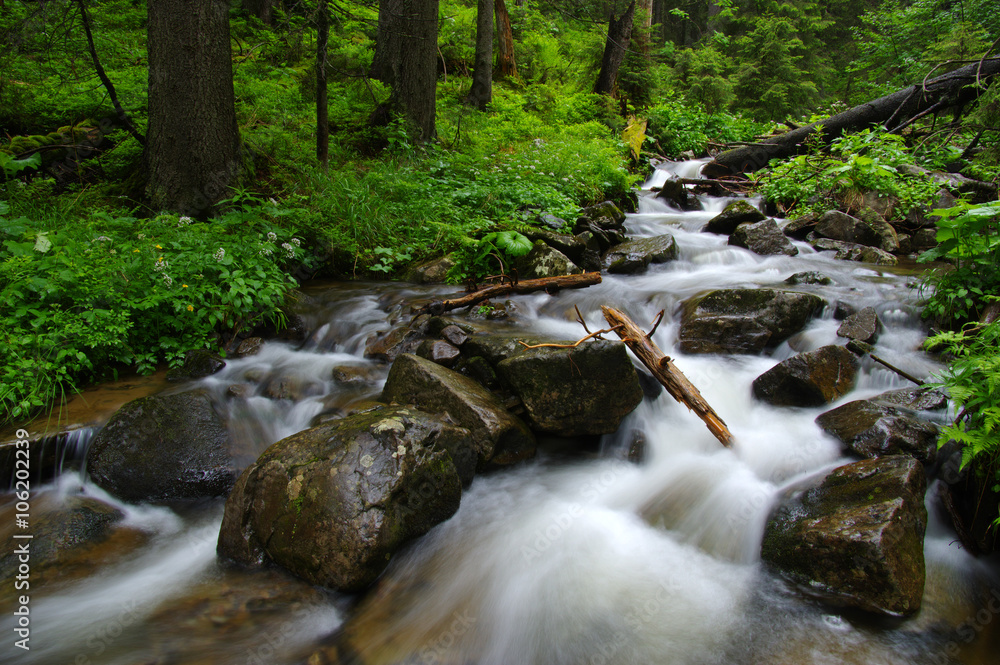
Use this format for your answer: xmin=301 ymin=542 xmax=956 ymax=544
xmin=86 ymin=389 xmax=237 ymax=502
xmin=761 ymin=455 xmax=927 ymax=617
xmin=165 ymin=349 xmax=226 ymax=382
xmin=679 ymin=289 xmax=826 ymax=355
xmin=381 ymin=353 xmax=536 ymax=477
xmin=496 ymin=340 xmax=643 ymax=436
xmin=515 ymin=241 xmax=583 ymax=279
xmin=811 ymin=238 xmax=898 ymax=266
xmin=217 ymin=406 xmax=463 ymax=592
xmin=656 ymin=175 xmax=700 ymax=210
xmin=403 ymin=255 xmax=456 ymax=284
xmin=814 ymin=210 xmax=883 ymax=248
xmin=874 ymin=387 xmax=948 ymax=412
xmin=602 ymin=233 xmax=678 ymax=274
xmin=523 ymin=228 xmax=598 ymax=271
xmin=364 ymin=324 xmax=425 ymax=362
xmin=815 ymin=399 xmax=940 ymax=462
xmin=416 ymin=339 xmax=462 ymax=368
xmin=836 ymin=306 xmax=884 ymax=344
xmin=573 ymin=202 xmax=627 ymax=251
xmin=729 ymin=218 xmax=799 ymax=256
xmin=752 ymin=345 xmax=859 ymax=407
xmin=703 ymin=199 xmax=766 ymax=235
xmin=784 ymin=271 xmax=832 ymax=286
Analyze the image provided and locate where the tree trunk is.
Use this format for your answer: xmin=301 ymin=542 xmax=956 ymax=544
xmin=494 ymin=0 xmax=517 ymax=80
xmin=704 ymin=58 xmax=1000 ymax=177
xmin=594 ymin=1 xmax=636 ymax=96
xmin=635 ymin=0 xmax=653 ymax=52
xmin=413 ymin=273 xmax=601 ymax=318
xmin=370 ymin=0 xmax=440 ymax=142
xmin=145 ymin=0 xmax=241 ymax=217
xmin=317 ymin=0 xmax=329 ymax=169
xmin=243 ymin=0 xmax=277 ymax=25
xmin=465 ymin=0 xmax=494 ymax=109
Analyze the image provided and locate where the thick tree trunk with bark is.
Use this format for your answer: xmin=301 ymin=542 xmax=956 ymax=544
xmin=704 ymin=58 xmax=1000 ymax=177
xmin=594 ymin=1 xmax=636 ymax=96
xmin=370 ymin=0 xmax=440 ymax=142
xmin=635 ymin=0 xmax=653 ymax=52
xmin=495 ymin=0 xmax=517 ymax=80
xmin=465 ymin=0 xmax=494 ymax=109
xmin=145 ymin=0 xmax=241 ymax=217
xmin=243 ymin=0 xmax=278 ymax=25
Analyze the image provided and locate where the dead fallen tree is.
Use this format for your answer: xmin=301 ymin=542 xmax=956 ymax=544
xmin=412 ymin=272 xmax=602 ymax=318
xmin=704 ymin=58 xmax=1000 ymax=177
xmin=602 ymin=306 xmax=734 ymax=447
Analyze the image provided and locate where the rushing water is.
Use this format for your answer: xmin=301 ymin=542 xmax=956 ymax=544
xmin=3 ymin=161 xmax=997 ymax=665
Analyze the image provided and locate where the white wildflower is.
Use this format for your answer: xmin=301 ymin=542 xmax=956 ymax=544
xmin=137 ymin=233 xmax=145 ymax=240
xmin=290 ymin=238 xmax=301 ymax=247
xmin=214 ymin=248 xmax=225 ymax=262
xmin=153 ymin=257 xmax=169 ymax=272
xmin=281 ymin=242 xmax=294 ymax=258
xmin=162 ymin=274 xmax=173 ymax=287
xmin=267 ymin=231 xmax=277 ymax=243
xmin=178 ymin=216 xmax=193 ymax=226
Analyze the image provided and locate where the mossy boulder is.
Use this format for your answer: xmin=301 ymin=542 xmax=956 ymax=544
xmin=729 ymin=218 xmax=798 ymax=256
xmin=815 ymin=399 xmax=940 ymax=462
xmin=602 ymin=234 xmax=678 ymax=274
xmin=679 ymin=289 xmax=826 ymax=355
xmin=752 ymin=345 xmax=859 ymax=407
xmin=515 ymin=241 xmax=583 ymax=279
xmin=761 ymin=456 xmax=927 ymax=617
xmin=216 ymin=406 xmax=463 ymax=592
xmin=703 ymin=200 xmax=765 ymax=235
xmin=381 ymin=353 xmax=536 ymax=479
xmin=496 ymin=340 xmax=644 ymax=436
xmin=86 ymin=389 xmax=236 ymax=502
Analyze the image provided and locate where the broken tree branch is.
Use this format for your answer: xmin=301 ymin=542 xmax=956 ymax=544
xmin=846 ymin=340 xmax=925 ymax=386
xmin=413 ymin=272 xmax=602 ymax=318
xmin=602 ymin=306 xmax=734 ymax=447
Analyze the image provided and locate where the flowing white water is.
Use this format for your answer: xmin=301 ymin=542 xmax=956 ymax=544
xmin=5 ymin=160 xmax=995 ymax=664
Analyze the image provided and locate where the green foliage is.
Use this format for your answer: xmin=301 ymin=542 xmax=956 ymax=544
xmin=925 ymin=319 xmax=1000 ymax=527
xmin=732 ymin=14 xmax=818 ymax=121
xmin=918 ymin=200 xmax=1000 ymax=324
xmin=645 ymin=97 xmax=769 ymax=157
xmin=756 ymin=128 xmax=940 ymax=218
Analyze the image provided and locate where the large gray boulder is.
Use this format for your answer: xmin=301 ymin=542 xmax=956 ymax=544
xmin=815 ymin=210 xmax=883 ymax=248
xmin=217 ymin=406 xmax=463 ymax=592
xmin=381 ymin=353 xmax=536 ymax=478
xmin=752 ymin=345 xmax=859 ymax=407
xmin=761 ymin=456 xmax=927 ymax=617
xmin=573 ymin=201 xmax=627 ymax=251
xmin=816 ymin=399 xmax=940 ymax=462
xmin=836 ymin=306 xmax=883 ymax=344
xmin=86 ymin=390 xmax=237 ymax=502
xmin=729 ymin=218 xmax=798 ymax=256
xmin=679 ymin=289 xmax=826 ymax=355
xmin=602 ymin=234 xmax=678 ymax=274
xmin=703 ymin=200 xmax=766 ymax=235
xmin=497 ymin=340 xmax=644 ymax=436
xmin=515 ymin=241 xmax=583 ymax=280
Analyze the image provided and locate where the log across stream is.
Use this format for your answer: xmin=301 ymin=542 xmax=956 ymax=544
xmin=2 ymin=160 xmax=998 ymax=665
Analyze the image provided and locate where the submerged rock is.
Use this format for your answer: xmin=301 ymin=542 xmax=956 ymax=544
xmin=729 ymin=218 xmax=798 ymax=256
xmin=703 ymin=199 xmax=766 ymax=235
xmin=86 ymin=389 xmax=236 ymax=502
xmin=815 ymin=399 xmax=939 ymax=462
xmin=381 ymin=353 xmax=536 ymax=479
xmin=497 ymin=340 xmax=643 ymax=436
xmin=761 ymin=456 xmax=927 ymax=617
xmin=602 ymin=233 xmax=678 ymax=274
xmin=679 ymin=289 xmax=826 ymax=355
xmin=752 ymin=345 xmax=859 ymax=407
xmin=811 ymin=238 xmax=898 ymax=266
xmin=217 ymin=406 xmax=463 ymax=592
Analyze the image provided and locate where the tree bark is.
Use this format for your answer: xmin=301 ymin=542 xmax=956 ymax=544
xmin=704 ymin=58 xmax=1000 ymax=177
xmin=413 ymin=273 xmax=601 ymax=317
xmin=145 ymin=0 xmax=241 ymax=217
xmin=370 ymin=0 xmax=440 ymax=142
xmin=602 ymin=306 xmax=733 ymax=447
xmin=635 ymin=0 xmax=653 ymax=52
xmin=494 ymin=0 xmax=517 ymax=80
xmin=243 ymin=0 xmax=278 ymax=25
xmin=594 ymin=1 xmax=636 ymax=96
xmin=317 ymin=0 xmax=329 ymax=169
xmin=464 ymin=0 xmax=494 ymax=109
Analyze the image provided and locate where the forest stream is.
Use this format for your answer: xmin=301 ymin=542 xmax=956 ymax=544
xmin=2 ymin=160 xmax=998 ymax=665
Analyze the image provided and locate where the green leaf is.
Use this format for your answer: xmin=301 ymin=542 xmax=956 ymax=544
xmin=33 ymin=233 xmax=52 ymax=253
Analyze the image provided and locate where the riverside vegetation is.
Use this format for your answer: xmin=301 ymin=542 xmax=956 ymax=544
xmin=1 ymin=0 xmax=999 ymax=524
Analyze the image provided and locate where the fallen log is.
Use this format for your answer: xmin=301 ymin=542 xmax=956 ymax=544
xmin=602 ymin=306 xmax=734 ymax=447
xmin=413 ymin=272 xmax=602 ymax=318
xmin=704 ymin=58 xmax=1000 ymax=177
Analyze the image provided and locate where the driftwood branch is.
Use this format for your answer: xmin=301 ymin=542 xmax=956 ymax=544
xmin=413 ymin=272 xmax=602 ymax=318
xmin=602 ymin=306 xmax=733 ymax=447
xmin=846 ymin=340 xmax=925 ymax=386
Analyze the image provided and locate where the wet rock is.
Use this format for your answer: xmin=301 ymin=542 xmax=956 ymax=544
xmin=814 ymin=210 xmax=883 ymax=248
xmin=875 ymin=387 xmax=947 ymax=412
xmin=364 ymin=325 xmax=425 ymax=363
xmin=816 ymin=399 xmax=939 ymax=462
xmin=0 ymin=493 xmax=124 ymax=582
xmin=515 ymin=241 xmax=583 ymax=279
xmin=539 ymin=213 xmax=567 ymax=230
xmin=227 ymin=384 xmax=253 ymax=399
xmin=522 ymin=228 xmax=595 ymax=270
xmin=416 ymin=339 xmax=462 ymax=368
xmin=905 ymin=189 xmax=958 ymax=229
xmin=811 ymin=238 xmax=898 ymax=266
xmin=761 ymin=456 xmax=927 ymax=617
xmin=910 ymin=227 xmax=939 ymax=251
xmin=332 ymin=363 xmax=383 ymax=387
xmin=233 ymin=337 xmax=264 ymax=357
xmin=252 ymin=309 xmax=309 ymax=343
xmin=166 ymin=349 xmax=226 ymax=382
xmin=833 ymin=301 xmax=857 ymax=320
xmin=858 ymin=208 xmax=900 ymax=252
xmin=573 ymin=201 xmax=627 ymax=251
xmin=217 ymin=406 xmax=463 ymax=592
xmin=836 ymin=306 xmax=884 ymax=344
xmin=404 ymin=255 xmax=455 ymax=284
xmin=455 ymin=356 xmax=500 ymax=390
xmin=784 ymin=271 xmax=832 ymax=286
xmin=703 ymin=200 xmax=766 ymax=235
xmin=462 ymin=332 xmax=563 ymax=367
xmin=679 ymin=289 xmax=826 ymax=355
xmin=603 ymin=234 xmax=679 ymax=274
xmin=496 ymin=340 xmax=643 ymax=436
xmin=656 ymin=175 xmax=700 ymax=210
xmin=729 ymin=218 xmax=799 ymax=256
xmin=264 ymin=374 xmax=325 ymax=401
xmin=381 ymin=353 xmax=536 ymax=479
xmin=579 ymin=200 xmax=626 ymax=226
xmin=782 ymin=213 xmax=818 ymax=240
xmin=439 ymin=324 xmax=469 ymax=347
xmin=752 ymin=345 xmax=859 ymax=407
xmin=87 ymin=389 xmax=237 ymax=502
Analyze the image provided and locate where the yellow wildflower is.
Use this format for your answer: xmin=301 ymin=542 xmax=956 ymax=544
xmin=187 ymin=305 xmax=194 ymax=311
